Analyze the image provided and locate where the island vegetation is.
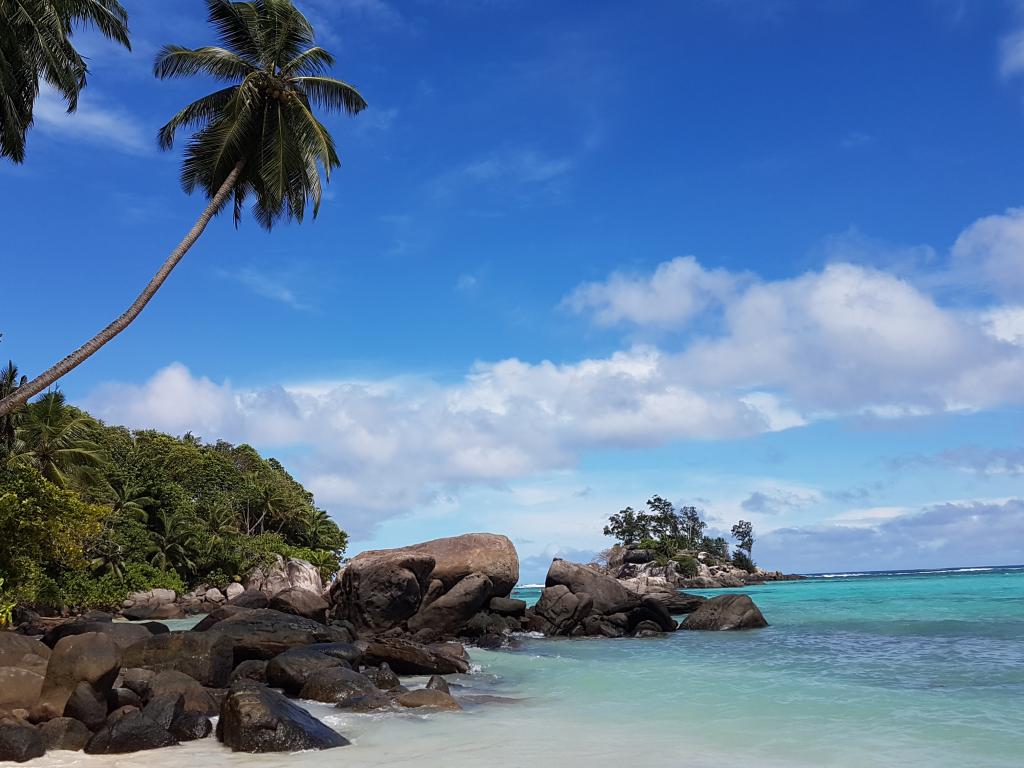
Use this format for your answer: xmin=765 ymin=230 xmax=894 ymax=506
xmin=0 ymin=362 xmax=347 ymax=618
xmin=602 ymin=495 xmax=756 ymax=575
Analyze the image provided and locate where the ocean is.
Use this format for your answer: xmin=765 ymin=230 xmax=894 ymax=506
xmin=35 ymin=566 xmax=1024 ymax=768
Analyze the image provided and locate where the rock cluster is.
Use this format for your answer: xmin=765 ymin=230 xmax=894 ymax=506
xmin=0 ymin=531 xmax=771 ymax=762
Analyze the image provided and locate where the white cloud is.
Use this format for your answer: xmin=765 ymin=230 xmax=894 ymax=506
xmin=33 ymin=86 xmax=150 ymax=155
xmin=563 ymin=256 xmax=739 ymax=328
xmin=951 ymin=207 xmax=1024 ymax=298
xmin=83 ymin=208 xmax=1024 ymax=539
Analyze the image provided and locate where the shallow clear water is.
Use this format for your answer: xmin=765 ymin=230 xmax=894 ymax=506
xmin=37 ymin=567 xmax=1024 ymax=768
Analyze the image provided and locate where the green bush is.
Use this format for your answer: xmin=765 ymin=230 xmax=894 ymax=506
xmin=731 ymin=551 xmax=757 ymax=574
xmin=673 ymin=554 xmax=699 ymax=578
xmin=57 ymin=562 xmax=185 ymax=610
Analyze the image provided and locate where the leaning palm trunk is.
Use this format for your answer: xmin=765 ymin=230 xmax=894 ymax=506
xmin=0 ymin=160 xmax=245 ymax=417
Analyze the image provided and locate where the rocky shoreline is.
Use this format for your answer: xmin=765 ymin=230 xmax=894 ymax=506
xmin=0 ymin=533 xmax=773 ymax=762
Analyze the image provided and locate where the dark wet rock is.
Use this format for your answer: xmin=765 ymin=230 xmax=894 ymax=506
xmin=0 ymin=721 xmax=45 ymax=762
xmin=121 ymin=631 xmax=234 ymax=688
xmin=577 ymin=614 xmax=627 ymax=638
xmin=171 ymin=711 xmax=212 ymax=741
xmin=425 ymin=675 xmax=450 ymax=694
xmin=546 ymin=559 xmax=640 ymax=614
xmin=63 ymin=680 xmax=108 ymax=731
xmin=141 ymin=622 xmax=170 ymax=636
xmin=84 ymin=710 xmax=177 ymax=754
xmin=359 ymin=638 xmax=470 ymax=675
xmin=268 ymin=588 xmax=329 ymax=622
xmin=407 ymin=572 xmax=492 ymax=635
xmin=489 ymin=597 xmax=527 ymax=617
xmin=335 ymin=690 xmax=394 ymax=712
xmin=266 ymin=648 xmax=349 ymax=695
xmin=362 ymin=662 xmax=401 ymax=691
xmin=642 ymin=590 xmax=706 ymax=615
xmin=107 ymin=687 xmax=142 ymax=711
xmin=325 ymin=619 xmax=357 ymax=644
xmin=396 ymin=688 xmax=461 ymax=711
xmin=218 ymin=683 xmax=349 ymax=753
xmin=122 ymin=603 xmax=185 ymax=622
xmin=119 ymin=668 xmax=155 ymax=700
xmin=226 ymin=589 xmax=269 ymax=609
xmin=475 ymin=633 xmax=503 ymax=649
xmin=105 ymin=705 xmax=138 ymax=726
xmin=33 ymin=632 xmax=119 ymax=722
xmin=528 ymin=585 xmax=593 ymax=636
xmin=0 ymin=667 xmax=43 ymax=711
xmin=631 ymin=620 xmax=665 ymax=637
xmin=681 ymin=594 xmax=768 ymax=631
xmin=302 ymin=641 xmax=362 ymax=666
xmin=39 ymin=716 xmax=91 ymax=751
xmin=228 ymin=659 xmax=267 ymax=686
xmin=632 ymin=598 xmax=678 ymax=633
xmin=298 ymin=667 xmax=377 ymax=703
xmin=194 ymin=608 xmax=351 ymax=664
xmin=148 ymin=671 xmax=218 ymax=717
xmin=141 ymin=693 xmax=183 ymax=731
xmin=42 ymin=621 xmax=150 ymax=652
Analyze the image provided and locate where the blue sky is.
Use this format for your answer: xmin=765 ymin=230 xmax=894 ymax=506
xmin=3 ymin=0 xmax=1024 ymax=581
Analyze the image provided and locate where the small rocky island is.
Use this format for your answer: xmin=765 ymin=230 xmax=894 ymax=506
xmin=0 ymin=533 xmax=771 ymax=761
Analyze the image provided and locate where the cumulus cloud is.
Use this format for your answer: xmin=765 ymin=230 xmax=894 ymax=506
xmin=951 ymin=207 xmax=1024 ymax=299
xmin=892 ymin=446 xmax=1024 ymax=478
xmin=83 ymin=353 xmax=777 ymax=535
xmin=83 ymin=208 xmax=1024 ymax=539
xmin=758 ymin=499 xmax=1024 ymax=572
xmin=563 ymin=256 xmax=740 ymax=328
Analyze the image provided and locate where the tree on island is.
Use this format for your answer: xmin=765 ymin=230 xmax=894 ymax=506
xmin=0 ymin=0 xmax=367 ymax=418
xmin=0 ymin=0 xmax=131 ymax=162
xmin=731 ymin=519 xmax=756 ymax=572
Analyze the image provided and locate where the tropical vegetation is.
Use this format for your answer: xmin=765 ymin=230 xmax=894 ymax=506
xmin=0 ymin=0 xmax=366 ymax=418
xmin=602 ymin=495 xmax=754 ymax=571
xmin=0 ymin=361 xmax=348 ymax=612
xmin=0 ymin=0 xmax=130 ymax=162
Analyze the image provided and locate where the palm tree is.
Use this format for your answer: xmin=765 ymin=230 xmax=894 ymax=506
xmin=0 ymin=0 xmax=130 ymax=162
xmin=147 ymin=508 xmax=198 ymax=575
xmin=104 ymin=477 xmax=154 ymax=521
xmin=11 ymin=390 xmax=106 ymax=486
xmin=0 ymin=0 xmax=366 ymax=419
xmin=0 ymin=362 xmax=27 ymax=455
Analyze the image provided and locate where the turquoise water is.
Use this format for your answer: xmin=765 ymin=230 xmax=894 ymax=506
xmin=38 ymin=567 xmax=1024 ymax=768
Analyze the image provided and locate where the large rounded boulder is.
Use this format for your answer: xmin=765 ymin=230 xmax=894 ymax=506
xmin=331 ymin=551 xmax=436 ymax=631
xmin=218 ymin=684 xmax=349 ymax=753
xmin=32 ymin=632 xmax=120 ymax=721
xmin=545 ymin=559 xmax=640 ymax=614
xmin=120 ymin=631 xmax=234 ymax=688
xmin=192 ymin=608 xmax=351 ymax=663
xmin=407 ymin=572 xmax=493 ymax=635
xmin=399 ymin=533 xmax=519 ymax=596
xmin=680 ymin=594 xmax=768 ymax=630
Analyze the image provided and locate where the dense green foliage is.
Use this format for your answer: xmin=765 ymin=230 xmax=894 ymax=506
xmin=0 ymin=363 xmax=347 ymax=611
xmin=0 ymin=0 xmax=131 ymax=162
xmin=603 ymin=495 xmax=738 ymax=568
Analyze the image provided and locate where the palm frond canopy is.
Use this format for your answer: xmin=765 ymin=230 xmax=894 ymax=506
xmin=0 ymin=0 xmax=130 ymax=162
xmin=155 ymin=0 xmax=367 ymax=230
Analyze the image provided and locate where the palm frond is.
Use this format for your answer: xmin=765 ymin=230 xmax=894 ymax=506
xmin=153 ymin=45 xmax=256 ymax=81
xmin=281 ymin=46 xmax=333 ymax=76
xmin=204 ymin=0 xmax=262 ymax=63
xmin=157 ymin=85 xmax=238 ymax=150
xmin=291 ymin=76 xmax=367 ymax=115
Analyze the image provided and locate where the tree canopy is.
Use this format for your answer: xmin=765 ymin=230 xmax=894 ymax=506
xmin=0 ymin=366 xmax=348 ymax=611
